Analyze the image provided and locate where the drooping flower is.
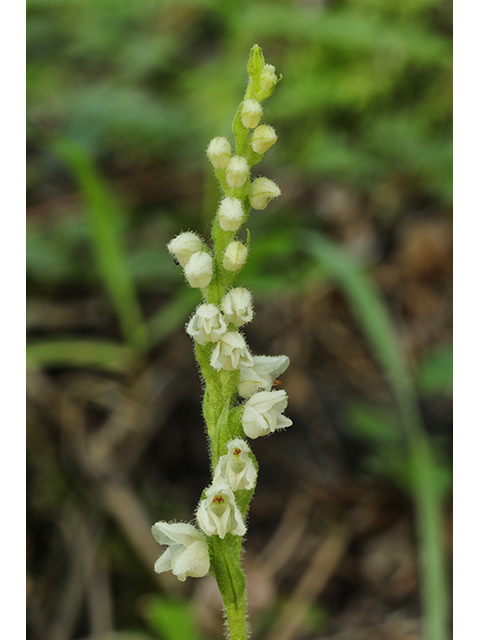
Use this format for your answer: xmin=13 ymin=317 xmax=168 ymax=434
xmin=242 ymin=389 xmax=292 ymax=439
xmin=151 ymin=521 xmax=210 ymax=581
xmin=251 ymin=125 xmax=277 ymax=155
xmin=221 ymin=288 xmax=254 ymax=327
xmin=196 ymin=483 xmax=246 ymax=539
xmin=186 ymin=304 xmax=227 ymax=345
xmin=238 ymin=354 xmax=290 ymax=399
xmin=184 ymin=251 xmax=213 ymax=289
xmin=249 ymin=177 xmax=281 ymax=210
xmin=210 ymin=331 xmax=253 ymax=371
xmin=213 ymin=439 xmax=257 ymax=491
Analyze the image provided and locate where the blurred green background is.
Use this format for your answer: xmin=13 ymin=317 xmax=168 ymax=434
xmin=26 ymin=1 xmax=452 ymax=639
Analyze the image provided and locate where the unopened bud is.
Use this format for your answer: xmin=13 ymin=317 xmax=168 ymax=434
xmin=251 ymin=125 xmax=277 ymax=155
xmin=258 ymin=64 xmax=278 ymax=100
xmin=217 ymin=197 xmax=245 ymax=232
xmin=184 ymin=251 xmax=213 ymax=289
xmin=226 ymin=156 xmax=249 ymax=189
xmin=249 ymin=177 xmax=281 ymax=210
xmin=167 ymin=232 xmax=204 ymax=268
xmin=223 ymin=241 xmax=248 ymax=272
xmin=241 ymin=99 xmax=262 ymax=129
xmin=207 ymin=136 xmax=231 ymax=170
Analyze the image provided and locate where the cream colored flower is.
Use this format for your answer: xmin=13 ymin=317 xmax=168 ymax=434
xmin=151 ymin=521 xmax=210 ymax=581
xmin=249 ymin=177 xmax=281 ymax=210
xmin=238 ymin=354 xmax=290 ymax=399
xmin=207 ymin=136 xmax=231 ymax=169
xmin=186 ymin=304 xmax=227 ymax=345
xmin=226 ymin=156 xmax=249 ymax=189
xmin=213 ymin=439 xmax=257 ymax=491
xmin=184 ymin=251 xmax=213 ymax=289
xmin=196 ymin=483 xmax=246 ymax=539
xmin=242 ymin=389 xmax=292 ymax=439
xmin=167 ymin=232 xmax=204 ymax=268
xmin=251 ymin=125 xmax=277 ymax=155
xmin=210 ymin=331 xmax=253 ymax=371
xmin=221 ymin=288 xmax=254 ymax=327
xmin=217 ymin=197 xmax=245 ymax=232
xmin=223 ymin=241 xmax=248 ymax=272
xmin=241 ymin=99 xmax=262 ymax=129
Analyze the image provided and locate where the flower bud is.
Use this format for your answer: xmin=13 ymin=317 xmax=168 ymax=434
xmin=207 ymin=136 xmax=231 ymax=169
xmin=223 ymin=241 xmax=248 ymax=272
xmin=210 ymin=331 xmax=253 ymax=371
xmin=241 ymin=99 xmax=262 ymax=129
xmin=217 ymin=197 xmax=245 ymax=232
xmin=258 ymin=64 xmax=278 ymax=100
xmin=186 ymin=303 xmax=227 ymax=345
xmin=242 ymin=389 xmax=292 ymax=439
xmin=184 ymin=251 xmax=213 ymax=289
xmin=221 ymin=288 xmax=253 ymax=326
xmin=167 ymin=232 xmax=204 ymax=268
xmin=249 ymin=177 xmax=281 ymax=210
xmin=251 ymin=125 xmax=277 ymax=155
xmin=226 ymin=156 xmax=249 ymax=189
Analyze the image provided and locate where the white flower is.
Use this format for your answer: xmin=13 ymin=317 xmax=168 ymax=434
xmin=207 ymin=136 xmax=231 ymax=170
xmin=241 ymin=99 xmax=262 ymax=129
xmin=249 ymin=177 xmax=281 ymax=210
xmin=251 ymin=125 xmax=277 ymax=155
xmin=167 ymin=232 xmax=204 ymax=268
xmin=217 ymin=197 xmax=245 ymax=232
xmin=238 ymin=354 xmax=290 ymax=399
xmin=242 ymin=389 xmax=292 ymax=439
xmin=226 ymin=156 xmax=249 ymax=189
xmin=213 ymin=439 xmax=257 ymax=491
xmin=184 ymin=251 xmax=213 ymax=289
xmin=186 ymin=304 xmax=227 ymax=345
xmin=223 ymin=241 xmax=248 ymax=272
xmin=210 ymin=331 xmax=253 ymax=371
xmin=151 ymin=521 xmax=210 ymax=581
xmin=221 ymin=288 xmax=254 ymax=327
xmin=196 ymin=482 xmax=246 ymax=539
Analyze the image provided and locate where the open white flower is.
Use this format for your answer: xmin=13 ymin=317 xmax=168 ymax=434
xmin=210 ymin=331 xmax=253 ymax=371
xmin=196 ymin=483 xmax=246 ymax=539
xmin=242 ymin=389 xmax=292 ymax=439
xmin=186 ymin=304 xmax=227 ymax=345
xmin=238 ymin=354 xmax=290 ymax=399
xmin=213 ymin=439 xmax=257 ymax=491
xmin=221 ymin=288 xmax=254 ymax=327
xmin=151 ymin=521 xmax=210 ymax=581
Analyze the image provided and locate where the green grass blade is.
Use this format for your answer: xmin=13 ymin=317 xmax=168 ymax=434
xmin=52 ymin=138 xmax=148 ymax=353
xmin=304 ymin=230 xmax=448 ymax=640
xmin=26 ymin=339 xmax=137 ymax=374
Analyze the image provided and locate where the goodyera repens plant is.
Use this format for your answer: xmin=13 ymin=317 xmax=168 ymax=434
xmin=152 ymin=46 xmax=291 ymax=640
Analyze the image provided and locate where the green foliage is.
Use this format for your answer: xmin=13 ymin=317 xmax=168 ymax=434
xmin=142 ymin=596 xmax=207 ymax=640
